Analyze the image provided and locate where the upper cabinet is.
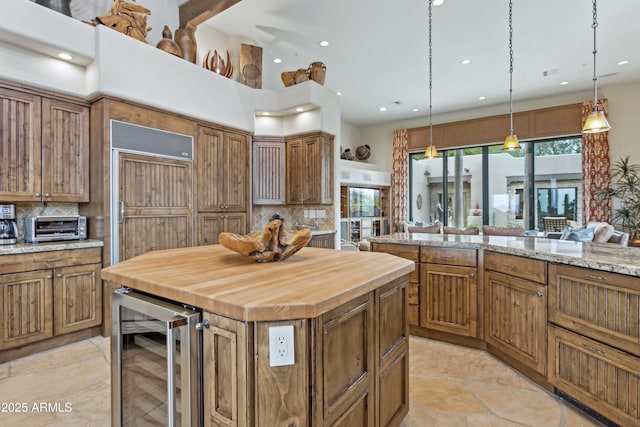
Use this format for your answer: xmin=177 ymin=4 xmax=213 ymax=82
xmin=0 ymin=86 xmax=89 ymax=203
xmin=285 ymin=131 xmax=334 ymax=205
xmin=252 ymin=137 xmax=286 ymax=205
xmin=195 ymin=125 xmax=250 ymax=213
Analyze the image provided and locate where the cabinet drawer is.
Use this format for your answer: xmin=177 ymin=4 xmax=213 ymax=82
xmin=484 ymin=251 xmax=545 ymax=284
xmin=372 ymin=243 xmax=419 ymax=262
xmin=549 ymin=263 xmax=640 ymax=357
xmin=0 ymin=247 xmax=102 ymax=275
xmin=549 ymin=325 xmax=640 ymax=427
xmin=421 ymin=247 xmax=476 ymax=267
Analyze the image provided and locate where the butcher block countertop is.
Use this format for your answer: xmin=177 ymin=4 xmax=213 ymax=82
xmin=102 ymin=244 xmax=414 ymax=321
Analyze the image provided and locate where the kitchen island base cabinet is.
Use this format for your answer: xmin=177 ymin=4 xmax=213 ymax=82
xmin=202 ymin=278 xmax=408 ymax=427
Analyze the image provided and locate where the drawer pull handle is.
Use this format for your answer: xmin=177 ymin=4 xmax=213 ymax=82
xmin=583 ymin=274 xmax=605 ymax=281
xmin=388 ymin=251 xmax=400 ymax=255
xmin=46 ymin=275 xmax=52 ymax=280
xmin=581 ymin=343 xmax=605 ymax=356
xmin=46 ymin=259 xmax=62 ymax=263
xmin=504 ymin=263 xmax=517 ymax=270
xmin=56 ymin=273 xmax=62 ymax=278
xmin=536 ymin=291 xmax=543 ymax=297
xmin=440 ymin=255 xmax=453 ymax=259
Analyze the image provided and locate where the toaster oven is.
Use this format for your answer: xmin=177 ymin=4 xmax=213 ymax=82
xmin=24 ymin=216 xmax=87 ymax=243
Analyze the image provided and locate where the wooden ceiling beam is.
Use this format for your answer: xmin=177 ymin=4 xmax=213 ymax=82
xmin=179 ymin=0 xmax=242 ymax=28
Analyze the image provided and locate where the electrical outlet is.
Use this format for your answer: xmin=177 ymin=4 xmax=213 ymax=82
xmin=269 ymin=325 xmax=295 ymax=367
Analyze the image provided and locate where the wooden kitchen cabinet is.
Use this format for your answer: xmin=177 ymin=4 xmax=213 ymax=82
xmin=0 ymin=86 xmax=88 ymax=203
xmin=371 ymin=243 xmax=420 ymax=327
xmin=197 ymin=212 xmax=247 ymax=245
xmin=196 ymin=125 xmax=249 ymax=213
xmin=252 ymin=137 xmax=286 ymax=205
xmin=484 ymin=252 xmax=548 ymax=380
xmin=286 ymin=132 xmax=334 ymax=205
xmin=308 ymin=233 xmax=336 ymax=249
xmin=420 ymin=247 xmax=478 ymax=338
xmin=0 ymin=247 xmax=102 ymax=362
xmin=548 ymin=263 xmax=640 ymax=426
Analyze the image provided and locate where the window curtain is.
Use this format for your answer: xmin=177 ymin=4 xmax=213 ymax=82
xmin=392 ymin=129 xmax=408 ymax=229
xmin=581 ymin=99 xmax=611 ymax=224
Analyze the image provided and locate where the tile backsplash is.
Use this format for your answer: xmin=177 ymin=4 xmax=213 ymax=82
xmin=252 ymin=205 xmax=336 ymax=232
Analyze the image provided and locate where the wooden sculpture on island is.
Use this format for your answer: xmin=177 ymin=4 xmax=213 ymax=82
xmin=93 ymin=0 xmax=151 ymax=43
xmin=219 ymin=219 xmax=311 ymax=262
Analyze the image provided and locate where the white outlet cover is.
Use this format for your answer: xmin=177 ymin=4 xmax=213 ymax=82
xmin=269 ymin=325 xmax=295 ymax=367
xmin=309 ymin=210 xmax=316 ymax=219
xmin=317 ymin=210 xmax=326 ymax=219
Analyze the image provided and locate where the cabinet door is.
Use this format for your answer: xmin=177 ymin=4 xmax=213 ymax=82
xmin=53 ymin=263 xmax=102 ymax=335
xmin=485 ymin=270 xmax=547 ymax=375
xmin=308 ymin=233 xmax=335 ymax=249
xmin=286 ymin=138 xmax=305 ymax=204
xmin=252 ymin=139 xmax=285 ymax=205
xmin=224 ymin=212 xmax=247 ymax=236
xmin=196 ymin=125 xmax=224 ymax=211
xmin=221 ymin=131 xmax=248 ymax=211
xmin=420 ymin=264 xmax=478 ymax=338
xmin=0 ymin=270 xmax=53 ymax=350
xmin=42 ymin=98 xmax=89 ymax=202
xmin=198 ymin=213 xmax=225 ymax=246
xmin=0 ymin=87 xmax=42 ymax=201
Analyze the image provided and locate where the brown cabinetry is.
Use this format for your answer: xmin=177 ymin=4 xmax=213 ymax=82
xmin=286 ymin=132 xmax=333 ymax=205
xmin=548 ymin=263 xmax=640 ymax=426
xmin=252 ymin=137 xmax=286 ymax=205
xmin=484 ymin=252 xmax=547 ymax=380
xmin=196 ymin=125 xmax=249 ymax=213
xmin=0 ymin=247 xmax=102 ymax=361
xmin=0 ymin=86 xmax=88 ymax=203
xmin=420 ymin=247 xmax=478 ymax=338
xmin=197 ymin=212 xmax=247 ymax=245
xmin=308 ymin=233 xmax=335 ymax=249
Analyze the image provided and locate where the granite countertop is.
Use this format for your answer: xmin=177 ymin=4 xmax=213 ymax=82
xmin=310 ymin=229 xmax=337 ymax=236
xmin=369 ymin=233 xmax=640 ymax=277
xmin=0 ymin=239 xmax=104 ymax=256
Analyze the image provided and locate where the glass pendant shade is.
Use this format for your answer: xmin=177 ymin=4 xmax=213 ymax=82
xmin=582 ymin=109 xmax=611 ymax=133
xmin=503 ymin=133 xmax=520 ymax=151
xmin=424 ymin=144 xmax=438 ymax=159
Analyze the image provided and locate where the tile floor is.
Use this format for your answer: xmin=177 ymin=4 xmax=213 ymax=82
xmin=0 ymin=335 xmax=603 ymax=426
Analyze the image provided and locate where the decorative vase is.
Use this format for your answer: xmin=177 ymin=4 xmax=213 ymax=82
xmin=355 ymin=144 xmax=371 ymax=160
xmin=156 ymin=26 xmax=183 ymax=58
xmin=281 ymin=71 xmax=296 ymax=87
xmin=174 ymin=23 xmax=197 ymax=63
xmin=294 ymin=68 xmax=309 ymax=84
xmin=36 ymin=0 xmax=71 ymax=16
xmin=340 ymin=148 xmax=355 ymax=160
xmin=307 ymin=61 xmax=326 ymax=85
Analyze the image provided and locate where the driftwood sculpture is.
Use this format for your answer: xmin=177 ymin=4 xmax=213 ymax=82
xmin=219 ymin=219 xmax=311 ymax=262
xmin=203 ymin=50 xmax=234 ymax=78
xmin=93 ymin=0 xmax=151 ymax=43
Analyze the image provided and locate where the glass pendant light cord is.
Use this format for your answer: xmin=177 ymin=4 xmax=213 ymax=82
xmin=428 ymin=0 xmax=433 ymax=148
xmin=508 ymin=0 xmax=514 ymax=135
xmin=591 ymin=0 xmax=599 ymax=112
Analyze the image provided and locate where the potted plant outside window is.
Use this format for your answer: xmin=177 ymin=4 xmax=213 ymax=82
xmin=596 ymin=156 xmax=640 ymax=246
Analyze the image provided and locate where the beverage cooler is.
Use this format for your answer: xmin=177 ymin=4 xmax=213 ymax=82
xmin=111 ymin=288 xmax=204 ymax=427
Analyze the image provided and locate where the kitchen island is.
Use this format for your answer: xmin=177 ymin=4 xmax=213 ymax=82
xmin=102 ymin=244 xmax=414 ymax=427
xmin=370 ymin=232 xmax=640 ymax=427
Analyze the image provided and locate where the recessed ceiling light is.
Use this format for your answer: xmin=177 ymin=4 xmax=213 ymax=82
xmin=461 ymin=59 xmax=471 ymax=65
xmin=412 ymin=108 xmax=419 ymax=112
xmin=273 ymin=58 xmax=282 ymax=64
xmin=336 ymin=91 xmax=342 ymax=96
xmin=296 ymin=107 xmax=304 ymax=112
xmin=618 ymin=60 xmax=629 ymax=65
xmin=262 ymin=112 xmax=270 ymax=116
xmin=433 ymin=0 xmax=444 ymax=5
xmin=560 ymin=81 xmax=569 ymax=86
xmin=57 ymin=52 xmax=73 ymax=61
xmin=478 ymin=96 xmax=486 ymax=100
xmin=319 ymin=40 xmax=330 ymax=47
xmin=379 ymin=107 xmax=387 ymax=112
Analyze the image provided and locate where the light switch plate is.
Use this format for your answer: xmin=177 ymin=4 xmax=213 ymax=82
xmin=269 ymin=325 xmax=295 ymax=367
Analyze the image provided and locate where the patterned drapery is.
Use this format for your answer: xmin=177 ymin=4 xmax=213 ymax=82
xmin=392 ymin=129 xmax=408 ymax=229
xmin=582 ymin=99 xmax=611 ymax=223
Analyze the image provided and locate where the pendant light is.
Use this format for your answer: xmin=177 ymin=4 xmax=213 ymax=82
xmin=424 ymin=0 xmax=438 ymax=159
xmin=582 ymin=0 xmax=611 ymax=133
xmin=503 ymin=0 xmax=520 ymax=151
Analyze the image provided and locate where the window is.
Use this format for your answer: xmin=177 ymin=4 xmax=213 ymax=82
xmin=409 ymin=137 xmax=582 ymax=231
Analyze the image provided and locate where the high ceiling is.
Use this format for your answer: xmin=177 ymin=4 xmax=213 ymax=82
xmin=203 ymin=0 xmax=640 ymax=126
